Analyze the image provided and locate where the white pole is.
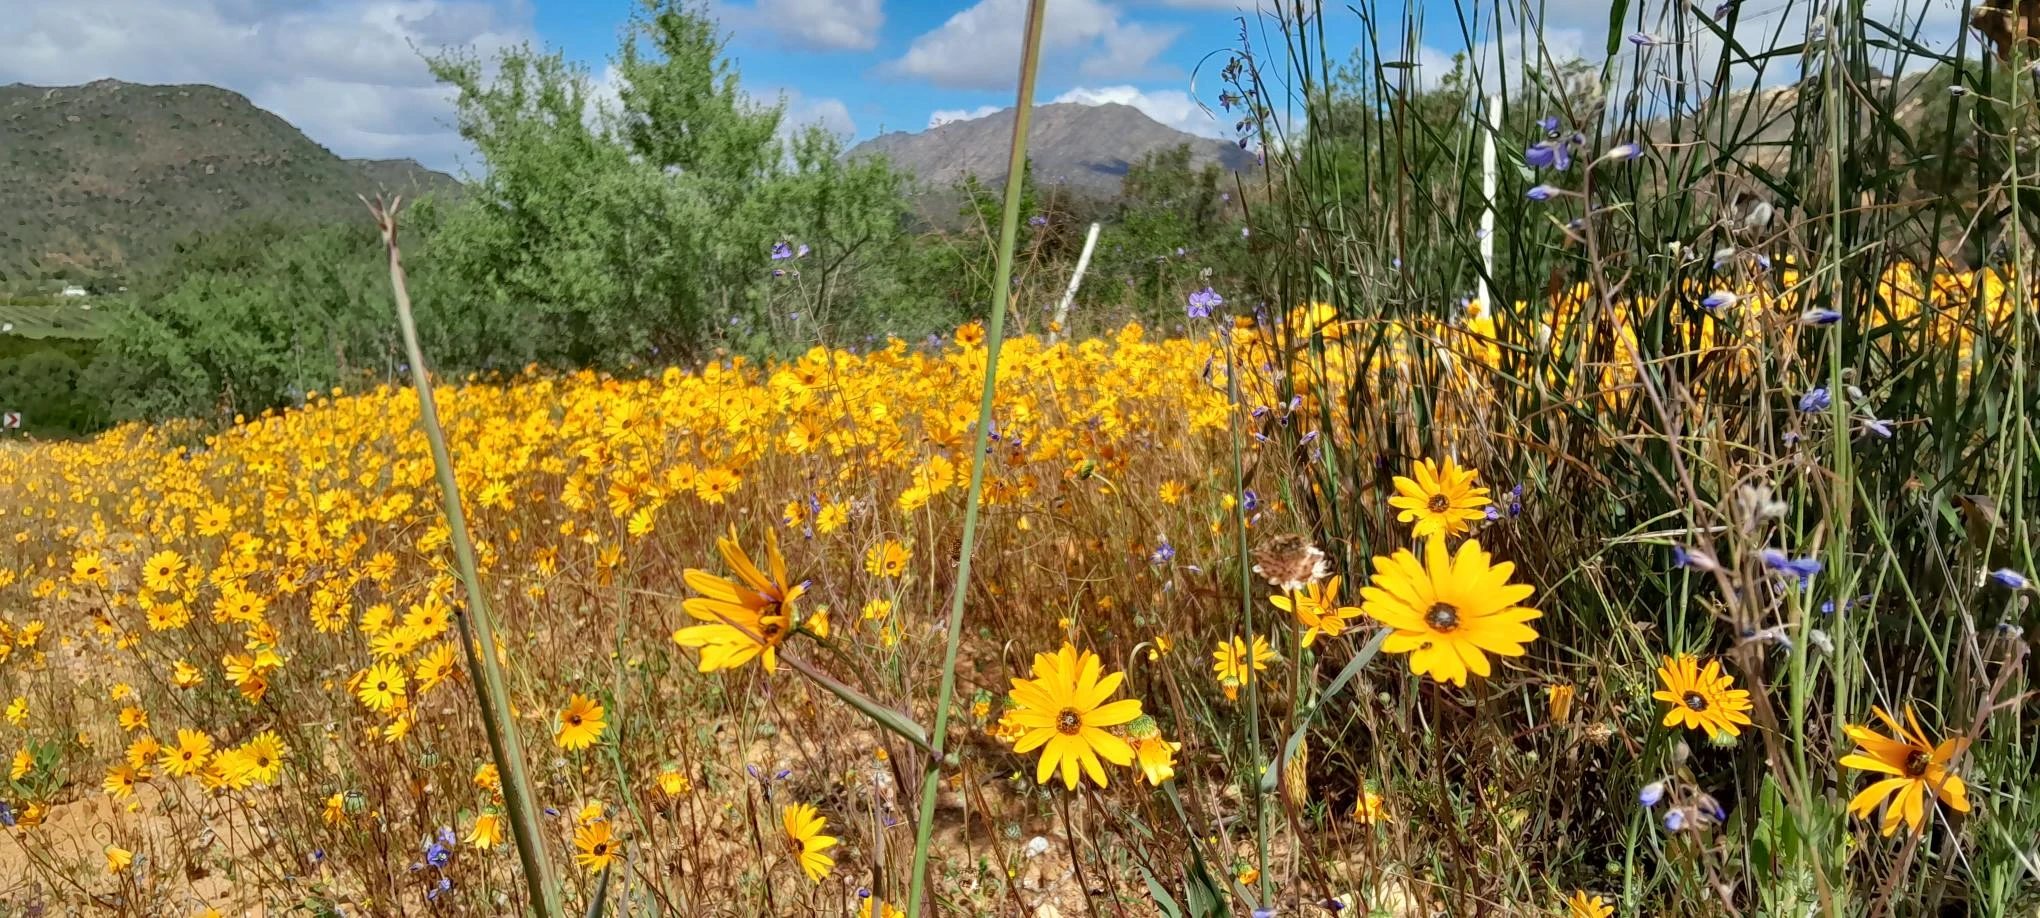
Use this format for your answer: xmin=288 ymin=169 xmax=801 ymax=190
xmin=1479 ymin=93 xmax=1498 ymax=317
xmin=1049 ymin=222 xmax=1101 ymax=343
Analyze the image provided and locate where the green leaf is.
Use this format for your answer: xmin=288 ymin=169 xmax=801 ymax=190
xmin=1260 ymin=628 xmax=1391 ymax=793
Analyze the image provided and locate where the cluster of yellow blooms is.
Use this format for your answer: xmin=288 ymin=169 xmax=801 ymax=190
xmin=0 ymin=280 xmax=1999 ymax=906
xmin=0 ymin=323 xmax=1252 ymax=895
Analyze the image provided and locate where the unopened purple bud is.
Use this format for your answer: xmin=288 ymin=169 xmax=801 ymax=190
xmin=1526 ymin=185 xmax=1559 ymax=201
xmin=1800 ymin=308 xmax=1842 ymax=326
xmin=1640 ymin=781 xmax=1666 ymax=806
xmin=1700 ymin=291 xmax=1738 ymax=310
xmin=1990 ymin=568 xmax=2028 ymax=590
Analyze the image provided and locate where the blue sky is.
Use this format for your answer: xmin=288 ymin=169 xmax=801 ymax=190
xmin=546 ymin=0 xmax=1373 ymax=146
xmin=0 ymin=0 xmax=1465 ymax=172
xmin=0 ymin=0 xmax=1958 ymax=173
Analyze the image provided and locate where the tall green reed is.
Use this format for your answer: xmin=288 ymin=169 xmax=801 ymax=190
xmin=366 ymin=196 xmax=566 ymax=917
xmin=1221 ymin=0 xmax=2037 ymax=910
xmin=906 ymin=2 xmax=1049 ymax=914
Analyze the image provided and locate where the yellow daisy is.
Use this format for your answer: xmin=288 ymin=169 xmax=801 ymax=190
xmin=1212 ymin=635 xmax=1276 ymax=701
xmin=1653 ymin=655 xmax=1754 ymax=738
xmin=356 ymin=661 xmax=406 ymax=713
xmin=1269 ymin=575 xmax=1364 ymax=647
xmin=1564 ymin=890 xmax=1614 ymax=918
xmin=1387 ymin=457 xmax=1490 ymax=539
xmin=556 ymin=694 xmax=607 ymax=751
xmin=782 ymin=802 xmax=838 ymax=882
xmin=1359 ymin=536 xmax=1539 ymax=686
xmin=573 ymin=819 xmax=619 ymax=871
xmin=1841 ymin=705 xmax=1971 ymax=836
xmin=674 ymin=527 xmax=810 ymax=673
xmin=1005 ymin=643 xmax=1144 ymax=789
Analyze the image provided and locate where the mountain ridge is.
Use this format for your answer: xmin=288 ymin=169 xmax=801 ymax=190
xmin=0 ymin=79 xmax=461 ymax=277
xmin=849 ymin=102 xmax=1256 ymax=196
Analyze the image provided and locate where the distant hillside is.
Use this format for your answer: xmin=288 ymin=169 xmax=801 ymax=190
xmin=850 ymin=102 xmax=1256 ymax=197
xmin=0 ymin=79 xmax=460 ymax=277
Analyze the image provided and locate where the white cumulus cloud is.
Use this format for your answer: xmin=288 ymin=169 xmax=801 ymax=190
xmin=719 ymin=0 xmax=884 ymax=51
xmin=1051 ymin=85 xmax=1222 ymax=137
xmin=888 ymin=0 xmax=1181 ymax=89
xmin=927 ymin=105 xmax=1002 ymax=127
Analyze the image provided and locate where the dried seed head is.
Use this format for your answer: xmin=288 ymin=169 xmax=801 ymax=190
xmin=1252 ymin=534 xmax=1330 ymax=592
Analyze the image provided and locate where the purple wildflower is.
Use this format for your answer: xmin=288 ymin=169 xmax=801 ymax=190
xmin=1991 ymin=568 xmax=2029 ymax=590
xmin=1187 ymin=286 xmax=1225 ymax=319
xmin=770 ymin=241 xmax=794 ymax=260
xmin=1760 ymin=549 xmax=1823 ymax=583
xmin=1798 ymin=387 xmax=1831 ymax=412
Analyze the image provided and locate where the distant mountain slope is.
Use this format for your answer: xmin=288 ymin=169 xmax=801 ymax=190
xmin=850 ymin=102 xmax=1256 ymax=196
xmin=0 ymin=79 xmax=460 ymax=276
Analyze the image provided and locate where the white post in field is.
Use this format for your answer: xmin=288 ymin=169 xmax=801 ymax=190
xmin=1049 ymin=222 xmax=1101 ymax=343
xmin=1479 ymin=92 xmax=1499 ymax=315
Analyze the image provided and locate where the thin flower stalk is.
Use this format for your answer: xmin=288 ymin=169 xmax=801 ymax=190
xmin=906 ymin=4 xmax=1047 ymax=914
xmin=367 ymin=196 xmax=563 ymax=918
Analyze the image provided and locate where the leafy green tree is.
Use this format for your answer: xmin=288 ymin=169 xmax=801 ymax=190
xmin=426 ymin=0 xmax=909 ymax=365
xmin=85 ymin=221 xmax=398 ymax=421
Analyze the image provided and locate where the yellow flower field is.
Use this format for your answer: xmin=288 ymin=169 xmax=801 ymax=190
xmin=0 ymin=258 xmax=2028 ymax=914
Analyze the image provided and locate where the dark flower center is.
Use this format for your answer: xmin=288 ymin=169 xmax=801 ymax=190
xmin=377 ymin=681 xmax=389 ymax=691
xmin=1428 ymin=494 xmax=1450 ymax=513
xmin=760 ymin=622 xmax=783 ymax=639
xmin=1683 ymin=691 xmax=1708 ymax=711
xmin=1424 ymin=602 xmax=1461 ymax=632
xmin=568 ymin=715 xmax=582 ymax=726
xmin=1056 ymin=708 xmax=1083 ymax=735
xmin=1904 ymin=750 xmax=1930 ymax=777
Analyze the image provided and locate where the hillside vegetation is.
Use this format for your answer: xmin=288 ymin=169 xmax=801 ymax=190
xmin=0 ymin=80 xmax=458 ymax=278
